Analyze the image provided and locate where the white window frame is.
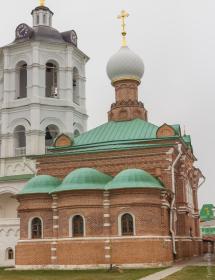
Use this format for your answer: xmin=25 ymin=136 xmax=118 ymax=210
xmin=28 ymin=216 xmax=44 ymax=239
xmin=118 ymin=212 xmax=136 ymax=236
xmin=69 ymin=214 xmax=86 ymax=238
xmin=5 ymin=247 xmax=14 ymax=260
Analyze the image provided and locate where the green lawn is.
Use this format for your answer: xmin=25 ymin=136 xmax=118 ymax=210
xmin=164 ymin=266 xmax=215 ymax=280
xmin=0 ymin=268 xmax=164 ymax=280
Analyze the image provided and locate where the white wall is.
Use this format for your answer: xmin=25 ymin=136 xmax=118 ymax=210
xmin=0 ymin=218 xmax=20 ymax=267
xmin=0 ymin=192 xmax=21 ymax=267
xmin=0 ymin=194 xmax=18 ymax=218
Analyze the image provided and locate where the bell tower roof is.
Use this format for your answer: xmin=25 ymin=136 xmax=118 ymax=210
xmin=10 ymin=1 xmax=79 ymax=47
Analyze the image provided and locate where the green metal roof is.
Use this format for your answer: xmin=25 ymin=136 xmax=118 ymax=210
xmin=106 ymin=169 xmax=164 ymax=190
xmin=0 ymin=174 xmax=34 ymax=182
xmin=51 ymin=168 xmax=112 ymax=193
xmin=46 ymin=119 xmax=189 ymax=156
xmin=183 ymin=135 xmax=191 ymax=143
xmin=19 ymin=175 xmax=61 ymax=195
xmin=171 ymin=124 xmax=181 ymax=136
xmin=200 ymin=204 xmax=215 ymax=221
xmin=74 ymin=119 xmax=158 ymax=146
xmin=19 ymin=168 xmax=165 ymax=195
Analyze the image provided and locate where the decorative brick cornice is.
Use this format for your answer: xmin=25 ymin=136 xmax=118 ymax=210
xmin=108 ymin=79 xmax=148 ymax=121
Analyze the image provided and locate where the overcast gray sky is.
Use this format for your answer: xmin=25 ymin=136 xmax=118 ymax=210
xmin=0 ymin=0 xmax=214 ymax=207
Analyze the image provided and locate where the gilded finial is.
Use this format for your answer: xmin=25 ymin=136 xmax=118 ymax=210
xmin=39 ymin=0 xmax=45 ymax=6
xmin=117 ymin=10 xmax=129 ymax=47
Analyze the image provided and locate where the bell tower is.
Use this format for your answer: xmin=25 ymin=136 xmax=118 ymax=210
xmin=0 ymin=1 xmax=89 ymax=163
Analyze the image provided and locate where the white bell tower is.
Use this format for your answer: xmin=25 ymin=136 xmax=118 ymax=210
xmin=0 ymin=1 xmax=89 ymax=160
xmin=0 ymin=0 xmax=89 ymax=267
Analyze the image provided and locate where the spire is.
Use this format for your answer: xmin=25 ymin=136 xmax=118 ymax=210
xmin=117 ymin=10 xmax=129 ymax=47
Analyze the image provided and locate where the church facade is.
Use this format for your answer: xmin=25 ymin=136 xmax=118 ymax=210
xmin=0 ymin=2 xmax=88 ymax=266
xmin=15 ymin=9 xmax=204 ymax=268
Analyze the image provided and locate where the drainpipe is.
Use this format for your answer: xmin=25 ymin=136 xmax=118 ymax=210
xmin=170 ymin=143 xmax=182 ymax=256
xmin=22 ymin=157 xmax=37 ymax=176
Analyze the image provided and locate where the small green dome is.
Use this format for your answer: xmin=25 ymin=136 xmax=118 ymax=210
xmin=19 ymin=175 xmax=61 ymax=195
xmin=52 ymin=168 xmax=112 ymax=193
xmin=106 ymin=169 xmax=164 ymax=190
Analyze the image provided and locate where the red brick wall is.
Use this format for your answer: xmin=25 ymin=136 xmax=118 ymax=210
xmin=111 ymin=239 xmax=172 ymax=264
xmin=16 ymin=243 xmax=51 ymax=265
xmin=57 ymin=241 xmax=105 ymax=265
xmin=175 ymin=240 xmax=202 ymax=259
xmin=18 ymin=195 xmax=53 ymax=239
xmin=15 ymin=141 xmax=203 ymax=266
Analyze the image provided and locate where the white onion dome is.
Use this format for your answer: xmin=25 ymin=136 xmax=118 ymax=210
xmin=106 ymin=46 xmax=144 ymax=84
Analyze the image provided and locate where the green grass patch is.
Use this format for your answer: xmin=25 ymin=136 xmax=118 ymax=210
xmin=0 ymin=267 xmax=164 ymax=280
xmin=164 ymin=266 xmax=215 ymax=280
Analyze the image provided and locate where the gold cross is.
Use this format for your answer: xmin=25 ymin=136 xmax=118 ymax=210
xmin=117 ymin=10 xmax=129 ymax=47
xmin=39 ymin=0 xmax=45 ymax=6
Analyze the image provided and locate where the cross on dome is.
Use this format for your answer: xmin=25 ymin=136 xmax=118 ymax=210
xmin=117 ymin=10 xmax=129 ymax=47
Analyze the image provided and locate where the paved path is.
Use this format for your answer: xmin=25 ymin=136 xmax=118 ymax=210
xmin=139 ymin=254 xmax=215 ymax=280
xmin=139 ymin=265 xmax=186 ymax=280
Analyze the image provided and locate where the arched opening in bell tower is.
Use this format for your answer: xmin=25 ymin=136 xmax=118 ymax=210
xmin=14 ymin=125 xmax=26 ymax=156
xmin=45 ymin=62 xmax=58 ymax=98
xmin=45 ymin=124 xmax=59 ymax=148
xmin=73 ymin=67 xmax=80 ymax=104
xmin=16 ymin=62 xmax=27 ymax=99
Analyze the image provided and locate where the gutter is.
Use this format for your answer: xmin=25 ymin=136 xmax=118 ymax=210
xmin=170 ymin=143 xmax=182 ymax=256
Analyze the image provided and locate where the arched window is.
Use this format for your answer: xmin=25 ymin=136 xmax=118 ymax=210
xmin=45 ymin=124 xmax=59 ymax=147
xmin=73 ymin=68 xmax=80 ymax=104
xmin=31 ymin=217 xmax=42 ymax=239
xmin=14 ymin=125 xmax=26 ymax=156
xmin=6 ymin=248 xmax=14 ymax=260
xmin=72 ymin=215 xmax=84 ymax=237
xmin=121 ymin=213 xmax=134 ymax=236
xmin=16 ymin=62 xmax=27 ymax=99
xmin=46 ymin=62 xmax=58 ymax=98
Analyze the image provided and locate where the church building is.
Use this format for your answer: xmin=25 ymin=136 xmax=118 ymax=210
xmin=0 ymin=0 xmax=88 ymax=266
xmin=15 ymin=6 xmax=204 ymax=268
